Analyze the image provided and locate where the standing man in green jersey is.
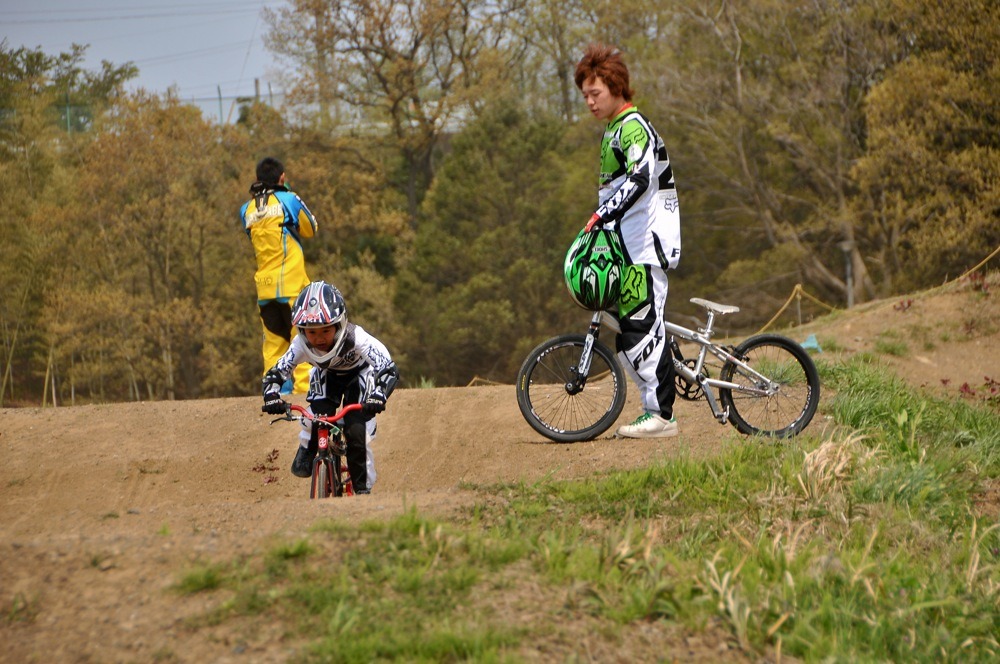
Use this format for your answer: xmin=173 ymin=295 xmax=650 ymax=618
xmin=575 ymin=44 xmax=682 ymax=438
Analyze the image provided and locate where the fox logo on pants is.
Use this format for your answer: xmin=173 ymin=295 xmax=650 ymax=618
xmin=619 ymin=265 xmax=647 ymax=316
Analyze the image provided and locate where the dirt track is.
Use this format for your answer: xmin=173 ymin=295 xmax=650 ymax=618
xmin=1 ymin=383 xmax=749 ymax=662
xmin=1 ymin=281 xmax=996 ymax=662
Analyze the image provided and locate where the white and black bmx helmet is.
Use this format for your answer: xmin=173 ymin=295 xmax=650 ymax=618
xmin=291 ymin=281 xmax=348 ymax=363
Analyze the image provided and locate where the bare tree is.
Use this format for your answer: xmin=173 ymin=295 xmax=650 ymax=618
xmin=659 ymin=0 xmax=913 ymax=305
xmin=265 ymin=0 xmax=521 ymax=219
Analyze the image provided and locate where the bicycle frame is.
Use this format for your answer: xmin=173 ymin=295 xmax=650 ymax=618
xmin=314 ymin=411 xmax=354 ymax=497
xmin=514 ymin=298 xmax=820 ymax=443
xmin=518 ymin=295 xmax=819 ymax=441
xmin=588 ymin=299 xmax=784 ymax=425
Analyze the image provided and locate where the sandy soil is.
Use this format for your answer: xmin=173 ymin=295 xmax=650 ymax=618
xmin=1 ymin=277 xmax=996 ymax=663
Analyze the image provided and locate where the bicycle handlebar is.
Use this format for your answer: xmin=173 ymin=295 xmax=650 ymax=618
xmin=292 ymin=402 xmax=363 ymax=422
xmin=270 ymin=402 xmax=363 ymax=425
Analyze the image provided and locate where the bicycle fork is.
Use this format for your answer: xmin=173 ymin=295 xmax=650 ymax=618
xmin=567 ymin=312 xmax=605 ymax=395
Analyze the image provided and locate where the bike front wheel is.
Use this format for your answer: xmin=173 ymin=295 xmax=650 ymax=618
xmin=516 ymin=334 xmax=627 ymax=442
xmin=719 ymin=334 xmax=821 ymax=437
xmin=311 ymin=459 xmax=335 ymax=499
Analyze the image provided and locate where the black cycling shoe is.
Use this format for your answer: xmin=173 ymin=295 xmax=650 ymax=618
xmin=290 ymin=446 xmax=316 ymax=478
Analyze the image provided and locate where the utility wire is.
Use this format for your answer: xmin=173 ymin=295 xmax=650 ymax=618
xmin=227 ymin=1 xmax=267 ymax=123
xmin=4 ymin=1 xmax=280 ymax=23
xmin=6 ymin=11 xmax=249 ymax=24
xmin=5 ymin=1 xmax=249 ymax=11
xmin=8 ymin=1 xmax=279 ymax=107
xmin=130 ymin=41 xmax=255 ymax=66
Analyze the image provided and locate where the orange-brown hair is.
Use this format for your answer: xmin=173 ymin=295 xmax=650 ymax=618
xmin=574 ymin=43 xmax=634 ymax=102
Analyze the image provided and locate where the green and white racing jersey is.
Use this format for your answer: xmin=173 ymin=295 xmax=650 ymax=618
xmin=594 ymin=105 xmax=681 ymax=270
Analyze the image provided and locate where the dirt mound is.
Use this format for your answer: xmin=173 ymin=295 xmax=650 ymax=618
xmin=1 ymin=277 xmax=996 ymax=662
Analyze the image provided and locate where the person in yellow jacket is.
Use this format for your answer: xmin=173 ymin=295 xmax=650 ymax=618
xmin=240 ymin=157 xmax=317 ymax=394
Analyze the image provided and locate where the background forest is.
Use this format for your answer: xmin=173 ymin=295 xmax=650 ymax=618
xmin=1 ymin=0 xmax=997 ymax=405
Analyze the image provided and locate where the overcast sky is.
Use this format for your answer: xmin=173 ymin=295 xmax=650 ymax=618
xmin=2 ymin=1 xmax=287 ymax=121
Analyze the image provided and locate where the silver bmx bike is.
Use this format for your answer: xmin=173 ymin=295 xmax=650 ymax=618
xmin=516 ymin=298 xmax=821 ymax=442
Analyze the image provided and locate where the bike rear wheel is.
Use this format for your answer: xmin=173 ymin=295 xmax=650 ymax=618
xmin=333 ymin=456 xmax=348 ymax=497
xmin=719 ymin=334 xmax=820 ymax=437
xmin=338 ymin=458 xmax=354 ymax=496
xmin=516 ymin=334 xmax=627 ymax=442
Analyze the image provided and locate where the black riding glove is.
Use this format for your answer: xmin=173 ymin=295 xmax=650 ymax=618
xmin=262 ymin=394 xmax=287 ymax=415
xmin=362 ymin=391 xmax=386 ymax=417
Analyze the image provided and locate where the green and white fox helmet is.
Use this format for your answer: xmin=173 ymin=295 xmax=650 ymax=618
xmin=563 ymin=228 xmax=624 ymax=311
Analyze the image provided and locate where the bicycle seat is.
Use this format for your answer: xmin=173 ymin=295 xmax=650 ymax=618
xmin=690 ymin=298 xmax=740 ymax=315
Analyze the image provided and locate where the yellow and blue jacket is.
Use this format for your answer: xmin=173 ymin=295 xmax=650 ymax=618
xmin=240 ymin=183 xmax=318 ymax=303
